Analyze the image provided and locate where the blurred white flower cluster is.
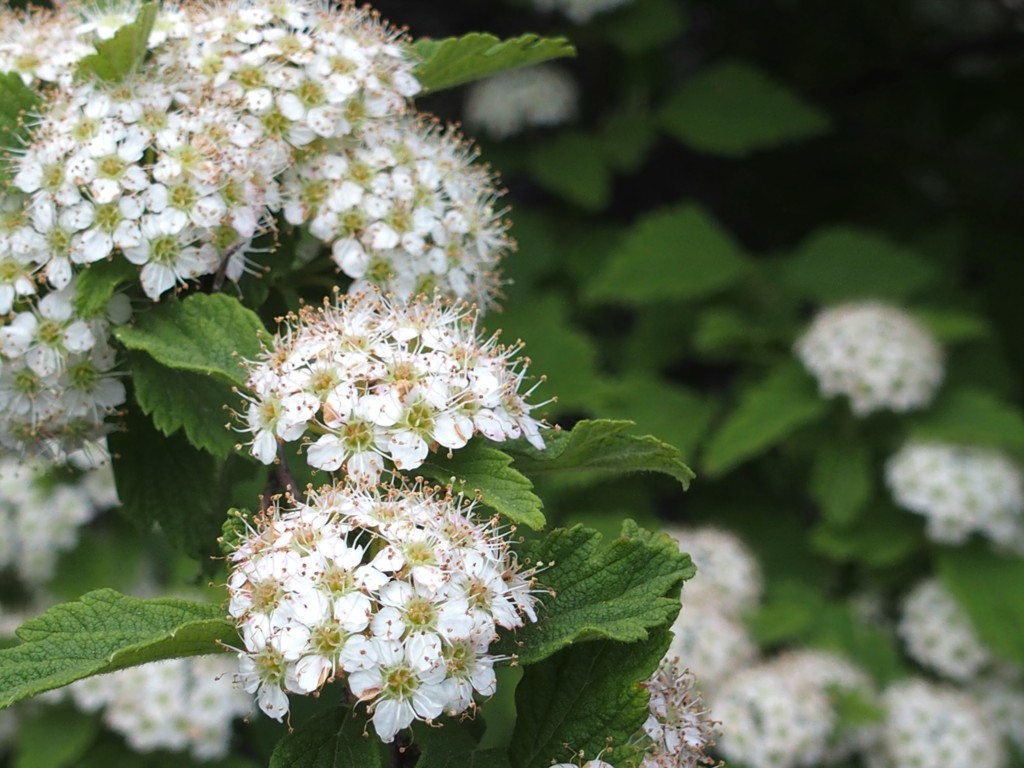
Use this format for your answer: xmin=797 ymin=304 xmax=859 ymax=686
xmin=885 ymin=440 xmax=1024 ymax=549
xmin=0 ymin=0 xmax=511 ymax=458
xmin=240 ymin=290 xmax=545 ymax=478
xmin=663 ymin=527 xmax=761 ymax=694
xmin=794 ymin=301 xmax=943 ymax=416
xmin=63 ymin=656 xmax=251 ymax=760
xmin=463 ymin=65 xmax=578 ymax=140
xmin=533 ymin=0 xmax=636 ymax=24
xmin=898 ymin=578 xmax=991 ymax=680
xmin=225 ymin=480 xmax=540 ymax=741
xmin=0 ymin=456 xmax=117 ymax=585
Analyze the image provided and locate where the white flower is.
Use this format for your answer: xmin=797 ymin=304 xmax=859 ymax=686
xmin=532 ymin=0 xmax=636 ymax=23
xmin=666 ymin=598 xmax=758 ymax=696
xmin=464 ymin=65 xmax=578 ymax=140
xmin=640 ymin=661 xmax=720 ymax=768
xmin=794 ymin=301 xmax=944 ymax=416
xmin=885 ymin=441 xmax=1024 ymax=549
xmin=667 ymin=526 xmax=763 ymax=614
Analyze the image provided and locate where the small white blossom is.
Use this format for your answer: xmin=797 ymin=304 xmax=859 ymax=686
xmin=532 ymin=0 xmax=637 ymax=24
xmin=668 ymin=526 xmax=763 ymax=614
xmin=666 ymin=598 xmax=758 ymax=696
xmin=464 ymin=65 xmax=578 ymax=140
xmin=640 ymin=661 xmax=720 ymax=768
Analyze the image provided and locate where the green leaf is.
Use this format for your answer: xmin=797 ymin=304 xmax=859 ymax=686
xmin=782 ymin=227 xmax=938 ymax=302
xmin=586 ymin=204 xmax=749 ymax=304
xmin=113 ymin=293 xmax=266 ymax=387
xmin=504 ymin=419 xmax=695 ymax=489
xmin=109 ymin=402 xmax=225 ymax=559
xmin=72 ymin=259 xmax=137 ymax=318
xmin=14 ymin=704 xmax=99 ymax=768
xmin=908 ymin=389 xmax=1024 ymax=454
xmin=659 ymin=60 xmax=829 ymax=156
xmin=0 ymin=589 xmax=234 ymax=709
xmin=129 ymin=351 xmax=239 ymax=458
xmin=810 ymin=501 xmax=925 ymax=568
xmin=702 ymin=363 xmax=827 ymax=475
xmin=937 ymin=541 xmax=1024 ymax=668
xmin=413 ymin=721 xmax=489 ymax=768
xmin=419 ymin=441 xmax=544 ymax=530
xmin=269 ymin=708 xmax=384 ymax=768
xmin=496 ymin=521 xmax=693 ymax=665
xmin=913 ymin=308 xmax=990 ymax=343
xmin=510 ymin=631 xmax=670 ymax=768
xmin=593 ymin=0 xmax=687 ymax=54
xmin=0 ymin=72 xmax=41 ymax=183
xmin=413 ymin=33 xmax=576 ymax=93
xmin=809 ymin=442 xmax=873 ymax=526
xmin=77 ymin=3 xmax=157 ymax=83
xmin=527 ymin=133 xmax=612 ymax=211
xmin=600 ymin=108 xmax=656 ymax=173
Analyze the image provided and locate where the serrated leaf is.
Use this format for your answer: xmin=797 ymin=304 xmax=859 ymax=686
xmin=659 ymin=60 xmax=829 ymax=156
xmin=597 ymin=382 xmax=715 ymax=463
xmin=72 ymin=258 xmax=137 ymax=318
xmin=269 ymin=708 xmax=384 ymax=768
xmin=510 ymin=632 xmax=669 ymax=768
xmin=809 ymin=442 xmax=873 ymax=526
xmin=419 ymin=441 xmax=545 ymax=530
xmin=109 ymin=403 xmax=225 ymax=559
xmin=77 ymin=3 xmax=157 ymax=83
xmin=908 ymin=389 xmax=1024 ymax=454
xmin=413 ymin=721 xmax=487 ymax=768
xmin=587 ymin=204 xmax=749 ymax=304
xmin=702 ymin=363 xmax=827 ymax=475
xmin=0 ymin=72 xmax=41 ymax=183
xmin=113 ymin=293 xmax=266 ymax=387
xmin=937 ymin=541 xmax=1024 ymax=668
xmin=0 ymin=589 xmax=234 ymax=709
xmin=593 ymin=0 xmax=687 ymax=54
xmin=14 ymin=704 xmax=99 ymax=768
xmin=782 ymin=227 xmax=938 ymax=302
xmin=527 ymin=133 xmax=612 ymax=211
xmin=413 ymin=33 xmax=575 ymax=93
xmin=504 ymin=419 xmax=695 ymax=489
xmin=496 ymin=521 xmax=692 ymax=665
xmin=129 ymin=351 xmax=239 ymax=458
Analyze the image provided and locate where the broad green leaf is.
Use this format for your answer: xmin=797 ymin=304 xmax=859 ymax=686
xmin=913 ymin=308 xmax=989 ymax=343
xmin=110 ymin=403 xmax=225 ymax=559
xmin=587 ymin=204 xmax=749 ymax=304
xmin=809 ymin=442 xmax=873 ymax=526
xmin=14 ymin=704 xmax=99 ymax=768
xmin=600 ymin=108 xmax=656 ymax=172
xmin=269 ymin=708 xmax=384 ymax=768
xmin=594 ymin=0 xmax=687 ymax=54
xmin=413 ymin=33 xmax=575 ymax=93
xmin=659 ymin=60 xmax=829 ymax=156
xmin=129 ymin=351 xmax=239 ymax=458
xmin=0 ymin=72 xmax=41 ymax=183
xmin=527 ymin=133 xmax=612 ymax=211
xmin=702 ymin=363 xmax=827 ymax=475
xmin=937 ymin=542 xmax=1024 ymax=668
xmin=504 ymin=419 xmax=695 ymax=489
xmin=596 ymin=381 xmax=715 ymax=462
xmin=414 ymin=721 xmax=490 ymax=768
xmin=782 ymin=227 xmax=938 ymax=302
xmin=908 ymin=389 xmax=1024 ymax=454
xmin=495 ymin=521 xmax=693 ymax=665
xmin=72 ymin=258 xmax=137 ymax=318
xmin=77 ymin=3 xmax=158 ymax=83
xmin=113 ymin=293 xmax=266 ymax=387
xmin=0 ymin=589 xmax=234 ymax=709
xmin=510 ymin=632 xmax=670 ymax=768
xmin=810 ymin=501 xmax=925 ymax=568
xmin=420 ymin=441 xmax=544 ymax=530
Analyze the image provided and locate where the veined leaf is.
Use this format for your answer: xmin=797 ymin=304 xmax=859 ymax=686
xmin=0 ymin=590 xmax=234 ymax=709
xmin=413 ymin=33 xmax=575 ymax=93
xmin=420 ymin=441 xmax=544 ymax=530
xmin=72 ymin=259 xmax=137 ymax=318
xmin=0 ymin=72 xmax=41 ymax=183
xmin=113 ymin=293 xmax=266 ymax=387
xmin=505 ymin=419 xmax=695 ymax=489
xmin=269 ymin=708 xmax=385 ymax=768
xmin=495 ymin=521 xmax=692 ymax=665
xmin=77 ymin=3 xmax=158 ymax=83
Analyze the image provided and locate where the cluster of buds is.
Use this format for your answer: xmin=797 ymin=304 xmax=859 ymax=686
xmin=639 ymin=661 xmax=720 ymax=768
xmin=225 ymin=480 xmax=541 ymax=741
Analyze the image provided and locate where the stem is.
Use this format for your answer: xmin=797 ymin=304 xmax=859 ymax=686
xmin=391 ymin=740 xmax=402 ymax=768
xmin=275 ymin=443 xmax=299 ymax=500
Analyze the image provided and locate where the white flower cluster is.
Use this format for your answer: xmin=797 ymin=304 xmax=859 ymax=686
xmin=713 ymin=650 xmax=875 ymax=768
xmin=664 ymin=526 xmax=761 ymax=694
xmin=240 ymin=290 xmax=545 ymax=479
xmin=0 ymin=455 xmax=117 ymax=585
xmin=972 ymin=676 xmax=1024 ymax=754
xmin=64 ymin=655 xmax=251 ymax=761
xmin=640 ymin=661 xmax=720 ymax=768
xmin=898 ymin=578 xmax=991 ymax=681
xmin=885 ymin=440 xmax=1024 ymax=549
xmin=533 ymin=0 xmax=637 ymax=24
xmin=794 ymin=301 xmax=944 ymax=416
xmin=463 ymin=65 xmax=578 ymax=140
xmin=225 ymin=481 xmax=540 ymax=741
xmin=867 ymin=679 xmax=1006 ymax=768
